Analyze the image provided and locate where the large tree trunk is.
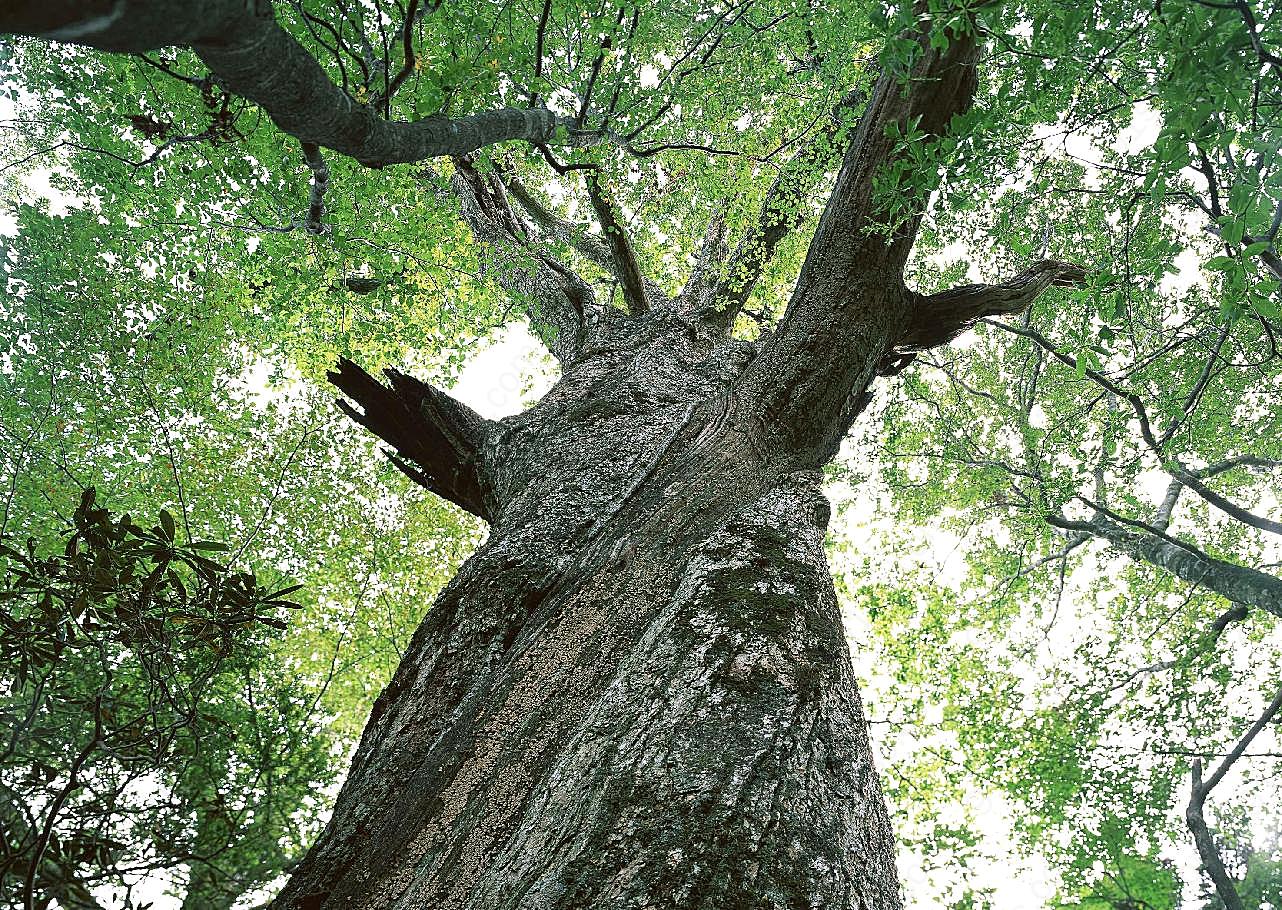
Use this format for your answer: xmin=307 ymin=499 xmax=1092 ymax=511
xmin=2 ymin=4 xmax=1083 ymax=907
xmin=275 ymin=319 xmax=902 ymax=910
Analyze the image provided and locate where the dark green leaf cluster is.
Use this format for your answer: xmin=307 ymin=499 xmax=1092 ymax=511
xmin=0 ymin=490 xmax=321 ymax=910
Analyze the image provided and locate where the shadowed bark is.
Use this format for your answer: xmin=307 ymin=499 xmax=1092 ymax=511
xmin=328 ymin=358 xmax=494 ymax=520
xmin=1 ymin=1 xmax=578 ymax=168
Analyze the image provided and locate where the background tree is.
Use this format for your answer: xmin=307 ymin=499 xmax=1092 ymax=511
xmin=1 ymin=489 xmax=316 ymax=910
xmin=0 ymin=194 xmax=479 ymax=907
xmin=1 ymin=0 xmax=1279 ymax=907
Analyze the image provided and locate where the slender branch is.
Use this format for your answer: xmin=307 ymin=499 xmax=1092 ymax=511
xmin=1201 ymin=684 xmax=1282 ymax=797
xmin=708 ymin=88 xmax=866 ymax=327
xmin=990 ymin=320 xmax=1282 ymax=536
xmin=376 ymin=0 xmax=422 ymax=108
xmin=529 ymin=0 xmax=553 ymax=106
xmin=452 ymin=157 xmax=599 ymax=361
xmin=585 ymin=172 xmax=649 ymax=315
xmin=1157 ymin=320 xmax=1231 ymax=448
xmin=1233 ymin=0 xmax=1282 ymax=73
xmin=301 ymin=142 xmax=329 ymax=235
xmin=24 ymin=688 xmax=106 ymax=910
xmin=499 ymin=166 xmax=670 ymax=306
xmin=1186 ymin=683 xmax=1282 ymax=910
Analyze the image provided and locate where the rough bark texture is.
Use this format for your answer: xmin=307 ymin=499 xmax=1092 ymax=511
xmin=267 ymin=14 xmax=1029 ymax=910
xmin=280 ymin=310 xmax=901 ymax=909
xmin=1 ymin=2 xmax=576 ymax=168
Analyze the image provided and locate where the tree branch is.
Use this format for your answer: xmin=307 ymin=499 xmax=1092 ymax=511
xmin=1047 ymin=512 xmax=1282 ymax=618
xmin=677 ymin=205 xmax=729 ymax=313
xmin=735 ymin=11 xmax=982 ymax=452
xmin=3 ymin=1 xmax=585 ymax=169
xmin=585 ymin=172 xmax=649 ymax=315
xmin=1186 ymin=683 xmax=1282 ymax=910
xmin=499 ymin=166 xmax=671 ymax=308
xmin=706 ymin=89 xmax=866 ymax=328
xmin=990 ymin=320 xmax=1282 ymax=537
xmin=451 ymin=157 xmax=600 ymax=362
xmin=301 ymin=142 xmax=329 ymax=235
xmin=327 ymin=358 xmax=494 ymax=520
xmin=898 ymin=260 xmax=1087 ymax=350
xmin=501 ymin=170 xmax=615 ymax=270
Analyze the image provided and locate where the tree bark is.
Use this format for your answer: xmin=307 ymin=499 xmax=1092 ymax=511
xmin=276 ymin=310 xmax=902 ymax=910
xmin=270 ymin=15 xmax=1019 ymax=909
xmin=1048 ymin=514 xmax=1282 ymax=619
xmin=1 ymin=2 xmax=579 ymax=168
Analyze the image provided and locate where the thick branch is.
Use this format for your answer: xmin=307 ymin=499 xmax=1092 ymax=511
xmin=1047 ymin=513 xmax=1282 ymax=618
xmin=736 ymin=15 xmax=981 ymax=452
xmin=452 ymin=157 xmax=598 ymax=362
xmin=3 ymin=2 xmax=579 ymax=168
xmin=793 ymin=20 xmax=980 ymax=291
xmin=898 ymin=260 xmax=1087 ymax=350
xmin=327 ymin=358 xmax=493 ymax=520
xmin=708 ymin=90 xmax=865 ymax=328
xmin=585 ymin=173 xmax=649 ymax=315
xmin=677 ymin=205 xmax=729 ymax=313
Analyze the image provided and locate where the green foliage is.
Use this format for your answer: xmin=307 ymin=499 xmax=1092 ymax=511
xmin=0 ymin=489 xmax=322 ymax=910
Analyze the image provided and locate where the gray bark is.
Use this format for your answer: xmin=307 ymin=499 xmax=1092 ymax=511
xmin=1049 ymin=515 xmax=1282 ymax=619
xmin=274 ymin=15 xmax=1023 ymax=910
xmin=1 ymin=2 xmax=576 ymax=168
xmin=283 ymin=312 xmax=902 ymax=909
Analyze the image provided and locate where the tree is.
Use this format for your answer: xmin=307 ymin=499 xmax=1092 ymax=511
xmin=0 ymin=490 xmax=319 ymax=910
xmin=1 ymin=0 xmax=1278 ymax=907
xmin=0 ymin=192 xmax=479 ymax=908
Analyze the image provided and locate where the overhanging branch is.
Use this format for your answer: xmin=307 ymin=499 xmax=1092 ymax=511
xmin=898 ymin=260 xmax=1087 ymax=350
xmin=3 ymin=1 xmax=584 ymax=169
xmin=1047 ymin=511 xmax=1282 ymax=619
